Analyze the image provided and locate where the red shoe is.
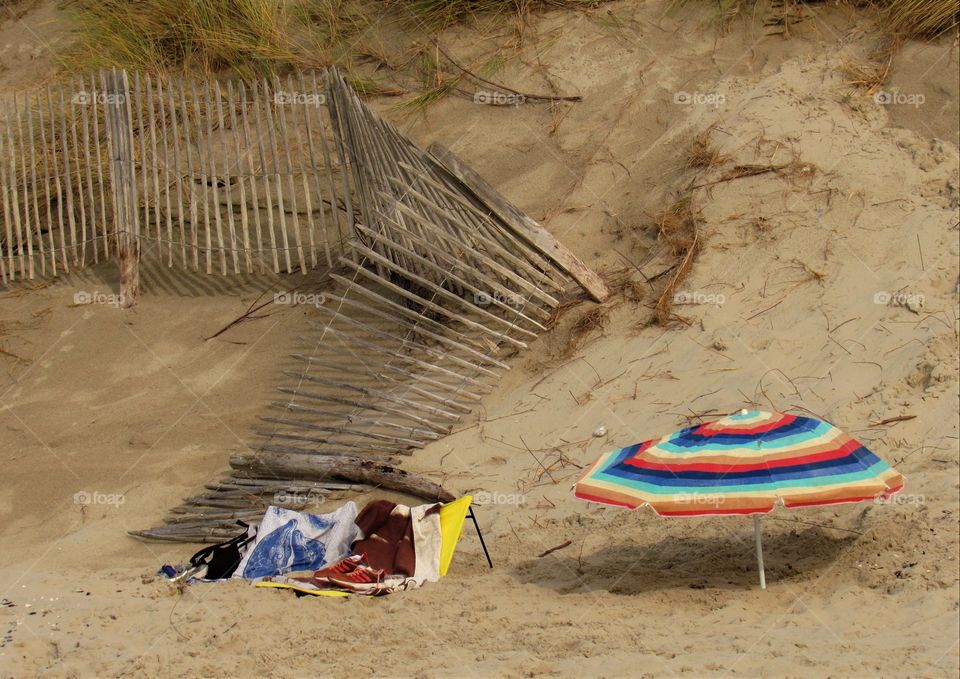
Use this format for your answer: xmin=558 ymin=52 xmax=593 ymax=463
xmin=313 ymin=553 xmax=367 ymax=579
xmin=328 ymin=565 xmax=385 ymax=594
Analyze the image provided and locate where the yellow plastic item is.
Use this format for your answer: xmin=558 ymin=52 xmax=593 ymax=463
xmin=255 ymin=581 xmax=351 ymax=598
xmin=438 ymin=495 xmax=472 ymax=577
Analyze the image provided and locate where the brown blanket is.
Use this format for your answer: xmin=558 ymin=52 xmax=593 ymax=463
xmin=352 ymin=501 xmax=416 ymax=576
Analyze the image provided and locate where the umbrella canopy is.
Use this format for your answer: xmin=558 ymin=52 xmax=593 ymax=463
xmin=574 ymin=410 xmax=904 ymax=517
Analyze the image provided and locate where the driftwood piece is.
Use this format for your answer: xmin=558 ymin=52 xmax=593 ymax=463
xmin=230 ymin=452 xmax=455 ymax=502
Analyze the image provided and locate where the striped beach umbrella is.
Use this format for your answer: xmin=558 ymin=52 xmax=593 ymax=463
xmin=573 ymin=409 xmax=904 ymax=588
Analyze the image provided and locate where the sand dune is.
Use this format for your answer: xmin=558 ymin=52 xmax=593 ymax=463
xmin=1 ymin=1 xmax=957 ymax=677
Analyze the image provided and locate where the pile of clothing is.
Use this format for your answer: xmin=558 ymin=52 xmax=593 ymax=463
xmin=162 ymin=499 xmax=448 ymax=596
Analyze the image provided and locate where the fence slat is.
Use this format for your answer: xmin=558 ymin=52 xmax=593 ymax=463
xmin=238 ymin=82 xmax=265 ymax=274
xmin=0 ymin=120 xmax=14 ymax=279
xmin=23 ymin=93 xmax=46 ymax=275
xmin=169 ymin=78 xmax=189 ymax=268
xmin=105 ymin=69 xmax=139 ymax=306
xmin=251 ymin=79 xmax=280 ymax=273
xmin=322 ymin=70 xmax=356 ymax=264
xmin=289 ymin=74 xmax=317 ymax=269
xmin=213 ymin=81 xmax=239 ymax=274
xmin=0 ymin=127 xmax=7 ymax=283
xmin=120 ymin=71 xmax=139 ymax=254
xmin=184 ymin=79 xmax=207 ymax=273
xmin=156 ymin=78 xmax=174 ymax=267
xmin=146 ymin=75 xmax=163 ymax=264
xmin=226 ymin=81 xmax=252 ymax=273
xmin=134 ymin=72 xmax=149 ymax=243
xmin=202 ymin=80 xmax=227 ymax=275
xmin=56 ymin=84 xmax=79 ymax=266
xmin=276 ymin=75 xmax=307 ymax=273
xmin=262 ymin=79 xmax=292 ymax=273
xmin=67 ymin=82 xmax=89 ymax=268
xmin=89 ymin=74 xmax=109 ymax=260
xmin=5 ymin=98 xmax=27 ymax=278
xmin=300 ymin=71 xmax=332 ymax=268
xmin=14 ymin=93 xmax=37 ymax=278
xmin=312 ymin=72 xmax=345 ymax=256
xmin=77 ymin=78 xmax=97 ymax=265
xmin=187 ymin=79 xmax=211 ymax=273
xmin=48 ymin=85 xmax=69 ymax=271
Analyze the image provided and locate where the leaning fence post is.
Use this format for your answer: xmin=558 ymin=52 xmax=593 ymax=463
xmin=104 ymin=69 xmax=139 ymax=308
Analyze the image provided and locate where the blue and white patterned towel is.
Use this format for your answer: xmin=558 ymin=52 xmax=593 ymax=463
xmin=235 ymin=502 xmax=359 ymax=579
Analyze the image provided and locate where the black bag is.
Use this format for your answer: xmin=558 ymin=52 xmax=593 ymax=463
xmin=189 ymin=521 xmax=255 ymax=580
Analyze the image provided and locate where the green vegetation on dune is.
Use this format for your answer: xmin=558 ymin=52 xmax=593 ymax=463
xmin=878 ymin=0 xmax=958 ymax=37
xmin=66 ymin=0 xmax=608 ymax=79
xmin=64 ymin=0 xmax=956 ymax=92
xmin=68 ymin=0 xmax=355 ymax=78
xmin=381 ymin=0 xmax=603 ymax=29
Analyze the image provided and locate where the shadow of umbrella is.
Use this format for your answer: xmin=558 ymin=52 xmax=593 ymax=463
xmin=514 ymin=527 xmax=856 ymax=594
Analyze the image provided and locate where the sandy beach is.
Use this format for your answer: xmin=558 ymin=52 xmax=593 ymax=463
xmin=0 ymin=0 xmax=958 ymax=677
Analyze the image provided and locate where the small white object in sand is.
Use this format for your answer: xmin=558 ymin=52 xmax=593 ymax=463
xmin=593 ymin=426 xmax=607 ymax=437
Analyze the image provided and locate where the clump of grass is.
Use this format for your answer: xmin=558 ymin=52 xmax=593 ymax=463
xmin=571 ymin=305 xmax=609 ymax=336
xmin=67 ymin=0 xmax=346 ymax=79
xmin=392 ymin=44 xmax=463 ymax=113
xmin=877 ymin=0 xmax=958 ymax=37
xmin=395 ymin=83 xmax=459 ymax=112
xmin=671 ymin=0 xmax=759 ymax=31
xmin=606 ymin=267 xmax=646 ymax=303
xmin=384 ymin=0 xmax=606 ymax=29
xmin=653 ymin=196 xmax=701 ymax=325
xmin=346 ymin=75 xmax=405 ymax=97
xmin=844 ymin=36 xmax=900 ymax=94
xmin=686 ymin=127 xmax=726 ymax=170
xmin=655 ymin=196 xmax=699 ymax=256
xmin=559 ymin=304 xmax=611 ymax=357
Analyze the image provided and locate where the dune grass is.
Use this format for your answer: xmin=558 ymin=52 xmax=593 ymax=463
xmin=66 ymin=0 xmax=607 ymax=80
xmin=877 ymin=0 xmax=958 ymax=37
xmin=672 ymin=0 xmax=957 ymax=37
xmin=67 ymin=0 xmax=355 ymax=79
xmin=383 ymin=0 xmax=603 ymax=29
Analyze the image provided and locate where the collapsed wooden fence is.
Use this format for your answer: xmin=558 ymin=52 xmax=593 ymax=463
xmin=0 ymin=68 xmax=609 ymax=542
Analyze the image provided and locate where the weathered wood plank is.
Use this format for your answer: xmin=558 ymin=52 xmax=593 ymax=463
xmin=428 ymin=142 xmax=610 ymax=302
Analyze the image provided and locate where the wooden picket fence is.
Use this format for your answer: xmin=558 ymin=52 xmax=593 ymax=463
xmin=0 ymin=69 xmax=351 ymax=284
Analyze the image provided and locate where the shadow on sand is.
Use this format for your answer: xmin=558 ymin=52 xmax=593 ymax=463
xmin=24 ymin=253 xmax=333 ymax=300
xmin=514 ymin=526 xmax=858 ymax=594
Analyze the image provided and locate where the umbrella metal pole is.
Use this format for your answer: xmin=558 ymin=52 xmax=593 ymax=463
xmin=753 ymin=514 xmax=766 ymax=590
